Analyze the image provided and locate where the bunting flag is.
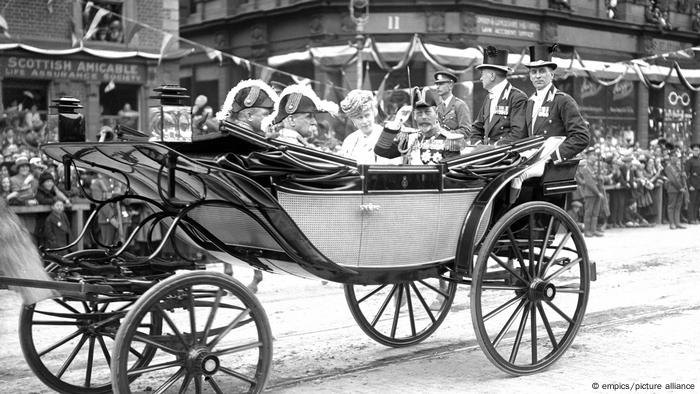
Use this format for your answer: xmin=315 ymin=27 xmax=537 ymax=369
xmin=47 ymin=0 xmax=54 ymax=14
xmin=205 ymin=48 xmax=223 ymax=65
xmin=70 ymin=20 xmax=81 ymax=47
xmin=0 ymin=14 xmax=10 ymax=38
xmin=104 ymin=79 xmax=116 ymax=93
xmin=83 ymin=7 xmax=109 ymax=41
xmin=123 ymin=19 xmax=143 ymax=45
xmin=361 ymin=62 xmax=372 ymax=90
xmin=158 ymin=32 xmax=173 ymax=65
xmin=258 ymin=66 xmax=274 ymax=82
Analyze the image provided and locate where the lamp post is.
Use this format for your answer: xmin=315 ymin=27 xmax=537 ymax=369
xmin=350 ymin=0 xmax=369 ymax=90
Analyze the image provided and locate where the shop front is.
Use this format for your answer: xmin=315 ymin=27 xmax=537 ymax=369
xmin=0 ymin=45 xmax=159 ymax=141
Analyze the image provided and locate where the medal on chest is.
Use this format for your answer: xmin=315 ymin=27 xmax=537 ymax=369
xmin=495 ymin=105 xmax=509 ymax=116
xmin=537 ymin=106 xmax=549 ymax=117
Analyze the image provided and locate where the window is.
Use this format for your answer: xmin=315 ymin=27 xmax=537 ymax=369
xmin=100 ymin=82 xmax=139 ymax=129
xmin=83 ymin=0 xmax=124 ymax=43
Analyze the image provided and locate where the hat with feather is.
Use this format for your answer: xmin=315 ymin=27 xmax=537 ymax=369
xmin=476 ymin=46 xmax=512 ymax=73
xmin=216 ymin=79 xmax=279 ymax=121
xmin=264 ymin=84 xmax=339 ymax=126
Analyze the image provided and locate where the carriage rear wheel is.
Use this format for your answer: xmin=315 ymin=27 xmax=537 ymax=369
xmin=344 ymin=276 xmax=457 ymax=347
xmin=471 ymin=201 xmax=590 ymax=375
xmin=111 ymin=271 xmax=273 ymax=394
xmin=19 ymin=296 xmax=161 ymax=394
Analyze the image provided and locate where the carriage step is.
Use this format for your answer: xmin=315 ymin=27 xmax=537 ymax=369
xmin=589 ymin=261 xmax=597 ymax=281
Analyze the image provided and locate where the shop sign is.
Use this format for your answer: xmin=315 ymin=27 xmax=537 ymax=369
xmin=0 ymin=56 xmax=146 ymax=83
xmin=476 ymin=16 xmax=539 ymax=39
xmin=664 ymin=85 xmax=693 ymax=121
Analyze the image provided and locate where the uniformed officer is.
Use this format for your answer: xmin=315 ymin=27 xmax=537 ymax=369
xmin=375 ymin=87 xmax=465 ymax=165
xmin=507 ymin=44 xmax=590 ymax=203
xmin=685 ymin=143 xmax=700 ymax=224
xmin=216 ymin=79 xmax=279 ymax=136
xmin=434 ymin=71 xmax=471 ymax=137
xmin=522 ymin=44 xmax=589 ymax=163
xmin=470 ymin=46 xmax=527 ymax=145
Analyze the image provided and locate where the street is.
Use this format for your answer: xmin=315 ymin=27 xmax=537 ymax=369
xmin=1 ymin=224 xmax=699 ymax=393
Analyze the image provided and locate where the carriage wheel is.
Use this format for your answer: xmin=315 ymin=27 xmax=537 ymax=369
xmin=471 ymin=201 xmax=590 ymax=375
xmin=111 ymin=271 xmax=273 ymax=394
xmin=19 ymin=296 xmax=161 ymax=394
xmin=344 ymin=276 xmax=457 ymax=347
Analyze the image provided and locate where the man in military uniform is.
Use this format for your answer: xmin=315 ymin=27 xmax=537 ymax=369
xmin=434 ymin=71 xmax=471 ymax=137
xmin=216 ymin=79 xmax=279 ymax=136
xmin=376 ymin=87 xmax=465 ymax=165
xmin=263 ymin=84 xmax=338 ymax=148
xmin=685 ymin=143 xmax=700 ymax=224
xmin=470 ymin=46 xmax=527 ymax=145
xmin=216 ymin=79 xmax=280 ymax=292
xmin=508 ymin=44 xmax=590 ymax=203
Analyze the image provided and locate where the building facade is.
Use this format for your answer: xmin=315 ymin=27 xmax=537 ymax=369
xmin=0 ymin=0 xmax=181 ymax=141
xmin=180 ymin=0 xmax=700 ymax=146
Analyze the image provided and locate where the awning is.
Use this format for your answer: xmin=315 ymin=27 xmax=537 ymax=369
xmin=269 ymin=41 xmax=482 ymax=68
xmin=0 ymin=43 xmax=191 ymax=60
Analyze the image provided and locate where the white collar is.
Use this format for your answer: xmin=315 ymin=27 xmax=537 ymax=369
xmin=441 ymin=94 xmax=453 ymax=107
xmin=535 ymin=83 xmax=553 ymax=99
xmin=488 ymin=79 xmax=508 ymax=100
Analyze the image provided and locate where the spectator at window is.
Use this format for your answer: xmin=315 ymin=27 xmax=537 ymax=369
xmin=24 ymin=104 xmax=43 ymax=132
xmin=107 ymin=20 xmax=124 ymax=43
xmin=606 ymin=0 xmax=618 ymax=19
xmin=692 ymin=3 xmax=700 ymax=32
xmin=549 ymin=0 xmax=572 ymax=11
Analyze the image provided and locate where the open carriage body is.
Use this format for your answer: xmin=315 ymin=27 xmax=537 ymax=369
xmin=4 ymin=119 xmax=594 ymax=393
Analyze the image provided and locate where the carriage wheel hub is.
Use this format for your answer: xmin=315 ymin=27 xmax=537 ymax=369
xmin=188 ymin=348 xmax=220 ymax=375
xmin=529 ymin=279 xmax=556 ymax=301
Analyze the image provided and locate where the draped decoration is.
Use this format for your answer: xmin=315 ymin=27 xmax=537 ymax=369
xmin=673 ymin=61 xmax=700 ymax=92
xmin=574 ymin=51 xmax=631 ymax=87
xmin=633 ymin=62 xmax=674 ymax=90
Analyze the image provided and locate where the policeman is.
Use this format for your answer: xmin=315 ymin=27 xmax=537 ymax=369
xmin=216 ymin=79 xmax=279 ymax=136
xmin=471 ymin=46 xmax=527 ymax=145
xmin=686 ymin=143 xmax=700 ymax=224
xmin=434 ymin=71 xmax=471 ymax=137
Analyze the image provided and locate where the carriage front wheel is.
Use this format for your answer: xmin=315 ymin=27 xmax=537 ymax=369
xmin=111 ymin=271 xmax=273 ymax=394
xmin=344 ymin=275 xmax=457 ymax=347
xmin=471 ymin=201 xmax=591 ymax=375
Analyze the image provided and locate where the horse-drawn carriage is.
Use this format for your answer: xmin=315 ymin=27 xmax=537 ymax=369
xmin=1 ymin=110 xmax=595 ymax=393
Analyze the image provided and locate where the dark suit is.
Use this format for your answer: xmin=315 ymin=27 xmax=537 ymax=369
xmin=685 ymin=155 xmax=700 ymax=222
xmin=437 ymin=96 xmax=470 ymax=137
xmin=524 ymin=85 xmax=590 ymax=162
xmin=471 ymin=82 xmax=527 ymax=145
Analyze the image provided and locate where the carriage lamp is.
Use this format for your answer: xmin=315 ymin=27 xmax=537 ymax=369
xmin=149 ymin=84 xmax=192 ymax=142
xmin=50 ymin=97 xmax=85 ymax=142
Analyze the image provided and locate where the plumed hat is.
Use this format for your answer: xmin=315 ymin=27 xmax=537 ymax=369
xmin=340 ymin=89 xmax=376 ymax=118
xmin=476 ymin=46 xmax=512 ymax=73
xmin=216 ymin=80 xmax=279 ymax=121
xmin=412 ymin=87 xmax=439 ymax=108
xmin=264 ymin=84 xmax=339 ymax=126
xmin=525 ymin=44 xmax=558 ymax=69
xmin=433 ymin=71 xmax=458 ymax=84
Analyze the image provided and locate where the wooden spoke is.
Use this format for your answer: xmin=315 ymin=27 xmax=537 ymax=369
xmin=187 ymin=287 xmax=197 ymax=346
xmin=53 ymin=299 xmax=81 ymax=314
xmin=56 ymin=334 xmax=88 ymax=378
xmin=417 ymin=279 xmax=449 ymax=299
xmin=484 ymin=293 xmax=526 ymax=321
xmin=369 ymin=285 xmax=398 ymax=327
xmin=155 ymin=304 xmax=189 ymax=348
xmin=201 ymin=289 xmax=224 ymax=345
xmin=538 ymin=217 xmax=556 ymax=277
xmin=530 ymin=302 xmax=537 ymax=364
xmin=178 ymin=372 xmax=192 ymax=394
xmin=212 ymin=341 xmax=262 ymax=356
xmin=84 ymin=336 xmax=95 ymax=387
xmin=508 ymin=301 xmax=530 ymax=364
xmin=206 ymin=376 xmax=224 ymax=394
xmin=545 ymin=300 xmax=574 ymax=325
xmin=492 ymin=299 xmax=527 ymax=348
xmin=390 ymin=285 xmax=403 ymax=338
xmin=126 ymin=360 xmax=182 ymax=376
xmin=131 ymin=331 xmax=181 ymax=355
xmin=219 ymin=366 xmax=256 ymax=384
xmin=153 ymin=367 xmax=185 ymax=394
xmin=528 ymin=213 xmax=536 ymax=278
xmin=97 ymin=335 xmax=112 ymax=366
xmin=409 ymin=282 xmax=436 ymax=323
xmin=208 ymin=309 xmax=250 ymax=350
xmin=490 ymin=251 xmax=528 ymax=285
xmin=405 ymin=284 xmax=416 ymax=337
xmin=38 ymin=330 xmax=82 ymax=357
xmin=541 ymin=231 xmax=572 ymax=277
xmin=357 ymin=284 xmax=389 ymax=304
xmin=545 ymin=257 xmax=582 ymax=282
xmin=505 ymin=229 xmax=531 ymax=281
xmin=537 ymin=302 xmax=558 ymax=350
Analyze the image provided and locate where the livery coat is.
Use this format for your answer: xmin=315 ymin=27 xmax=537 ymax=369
xmin=685 ymin=156 xmax=700 ymax=189
xmin=470 ymin=82 xmax=527 ymax=145
xmin=523 ymin=85 xmax=590 ymax=162
xmin=436 ymin=96 xmax=471 ymax=137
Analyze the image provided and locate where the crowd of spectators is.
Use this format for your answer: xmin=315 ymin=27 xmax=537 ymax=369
xmin=570 ymin=127 xmax=699 ymax=236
